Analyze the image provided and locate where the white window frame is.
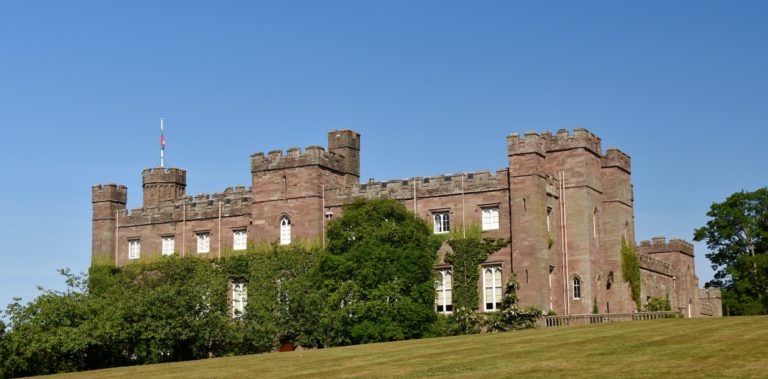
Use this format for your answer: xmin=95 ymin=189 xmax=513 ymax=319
xmin=573 ymin=276 xmax=582 ymax=300
xmin=232 ymin=281 xmax=247 ymax=319
xmin=481 ymin=207 xmax=500 ymax=231
xmin=128 ymin=239 xmax=140 ymax=260
xmin=483 ymin=264 xmax=503 ymax=311
xmin=161 ymin=236 xmax=175 ymax=256
xmin=435 ymin=268 xmax=453 ymax=314
xmin=233 ymin=229 xmax=247 ymax=251
xmin=433 ymin=211 xmax=450 ymax=234
xmin=280 ymin=216 xmax=291 ymax=245
xmin=197 ymin=232 xmax=210 ymax=254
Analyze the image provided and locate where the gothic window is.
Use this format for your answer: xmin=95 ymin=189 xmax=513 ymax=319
xmin=483 ymin=265 xmax=502 ymax=311
xmin=280 ymin=216 xmax=291 ymax=245
xmin=197 ymin=232 xmax=210 ymax=253
xmin=128 ymin=239 xmax=140 ymax=260
xmin=232 ymin=281 xmax=247 ymax=319
xmin=161 ymin=236 xmax=174 ymax=256
xmin=481 ymin=207 xmax=499 ymax=230
xmin=573 ymin=276 xmax=582 ymax=300
xmin=233 ymin=229 xmax=247 ymax=251
xmin=435 ymin=268 xmax=453 ymax=313
xmin=433 ymin=211 xmax=450 ymax=234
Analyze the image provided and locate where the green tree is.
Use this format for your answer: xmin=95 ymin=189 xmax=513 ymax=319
xmin=694 ymin=188 xmax=768 ymax=315
xmin=319 ymin=198 xmax=440 ymax=345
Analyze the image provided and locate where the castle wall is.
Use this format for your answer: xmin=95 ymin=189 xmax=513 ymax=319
xmin=93 ymin=128 xmax=716 ymax=318
xmin=638 ymin=237 xmax=701 ymax=317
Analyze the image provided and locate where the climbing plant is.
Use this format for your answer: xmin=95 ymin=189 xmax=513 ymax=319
xmin=621 ymin=238 xmax=641 ymax=310
xmin=444 ymin=236 xmax=508 ymax=311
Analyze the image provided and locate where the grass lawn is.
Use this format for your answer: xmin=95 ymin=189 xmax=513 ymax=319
xmin=49 ymin=316 xmax=768 ymax=378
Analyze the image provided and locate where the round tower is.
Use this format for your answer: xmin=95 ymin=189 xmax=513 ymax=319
xmin=142 ymin=167 xmax=186 ymax=208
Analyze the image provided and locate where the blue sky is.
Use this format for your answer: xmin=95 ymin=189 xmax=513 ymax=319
xmin=0 ymin=1 xmax=766 ymax=308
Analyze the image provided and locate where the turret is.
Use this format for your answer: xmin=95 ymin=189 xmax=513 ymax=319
xmin=328 ymin=129 xmax=360 ymax=184
xmin=142 ymin=167 xmax=186 ymax=208
xmin=92 ymin=183 xmax=127 ymax=264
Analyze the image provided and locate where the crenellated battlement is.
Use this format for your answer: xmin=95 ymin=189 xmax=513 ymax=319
xmin=507 ymin=131 xmax=547 ymax=156
xmin=637 ymin=252 xmax=674 ymax=276
xmin=603 ymin=148 xmax=631 ymax=173
xmin=508 ymin=128 xmax=605 ymax=157
xmin=92 ymin=183 xmax=128 ymax=203
xmin=638 ymin=236 xmax=694 ymax=257
xmin=119 ymin=185 xmax=252 ymax=226
xmin=326 ymin=169 xmax=509 ymax=203
xmin=251 ymin=145 xmax=348 ymax=173
xmin=142 ymin=167 xmax=187 ymax=185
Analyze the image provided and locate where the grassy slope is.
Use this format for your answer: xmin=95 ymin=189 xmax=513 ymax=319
xmin=50 ymin=316 xmax=768 ymax=378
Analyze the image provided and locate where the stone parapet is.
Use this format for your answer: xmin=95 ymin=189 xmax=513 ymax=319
xmin=638 ymin=237 xmax=694 ymax=257
xmin=142 ymin=167 xmax=186 ymax=185
xmin=638 ymin=252 xmax=674 ymax=276
xmin=251 ymin=146 xmax=347 ymax=173
xmin=119 ymin=185 xmax=251 ymax=226
xmin=92 ymin=183 xmax=128 ymax=204
xmin=325 ymin=169 xmax=508 ymax=204
xmin=602 ymin=148 xmax=631 ymax=173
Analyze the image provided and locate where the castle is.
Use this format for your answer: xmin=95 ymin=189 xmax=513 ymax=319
xmin=92 ymin=129 xmax=721 ymax=317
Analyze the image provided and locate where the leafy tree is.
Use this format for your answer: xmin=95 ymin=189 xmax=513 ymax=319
xmin=694 ymin=188 xmax=768 ymax=315
xmin=319 ymin=198 xmax=440 ymax=345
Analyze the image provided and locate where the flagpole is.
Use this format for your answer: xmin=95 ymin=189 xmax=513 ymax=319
xmin=160 ymin=117 xmax=165 ymax=168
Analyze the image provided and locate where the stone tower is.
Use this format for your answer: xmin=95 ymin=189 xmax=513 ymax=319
xmin=91 ymin=183 xmax=127 ymax=264
xmin=249 ymin=130 xmax=361 ymax=244
xmin=142 ymin=167 xmax=187 ymax=208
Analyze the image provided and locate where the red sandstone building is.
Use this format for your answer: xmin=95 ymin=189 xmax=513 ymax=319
xmin=92 ymin=129 xmax=721 ymax=317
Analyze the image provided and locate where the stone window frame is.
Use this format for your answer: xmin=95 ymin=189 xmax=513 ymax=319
xmin=572 ymin=275 xmax=582 ymax=300
xmin=232 ymin=227 xmax=248 ymax=251
xmin=196 ymin=230 xmax=211 ymax=254
xmin=279 ymin=214 xmax=291 ymax=245
xmin=435 ymin=266 xmax=453 ymax=314
xmin=432 ymin=209 xmax=450 ymax=234
xmin=160 ymin=234 xmax=175 ymax=256
xmin=127 ymin=238 xmax=141 ymax=260
xmin=482 ymin=262 xmax=503 ymax=312
xmin=480 ymin=205 xmax=500 ymax=231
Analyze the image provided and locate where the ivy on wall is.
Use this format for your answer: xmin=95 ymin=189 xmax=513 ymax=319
xmin=621 ymin=238 xmax=641 ymax=310
xmin=445 ymin=235 xmax=508 ymax=311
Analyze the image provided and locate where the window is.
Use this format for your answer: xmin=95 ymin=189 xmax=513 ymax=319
xmin=197 ymin=232 xmax=210 ymax=253
xmin=573 ymin=276 xmax=581 ymax=299
xmin=233 ymin=229 xmax=247 ymax=251
xmin=481 ymin=207 xmax=499 ymax=230
xmin=161 ymin=236 xmax=174 ymax=256
xmin=593 ymin=208 xmax=599 ymax=239
xmin=546 ymin=207 xmax=552 ymax=232
xmin=280 ymin=216 xmax=291 ymax=245
xmin=483 ymin=265 xmax=502 ymax=311
xmin=435 ymin=269 xmax=453 ymax=313
xmin=232 ymin=281 xmax=247 ymax=319
xmin=128 ymin=239 xmax=140 ymax=260
xmin=433 ymin=211 xmax=450 ymax=234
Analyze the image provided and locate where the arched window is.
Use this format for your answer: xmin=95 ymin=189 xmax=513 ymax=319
xmin=280 ymin=215 xmax=291 ymax=245
xmin=573 ymin=276 xmax=581 ymax=300
xmin=435 ymin=268 xmax=453 ymax=313
xmin=483 ymin=265 xmax=502 ymax=311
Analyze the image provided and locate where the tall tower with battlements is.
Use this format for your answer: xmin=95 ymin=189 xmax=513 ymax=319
xmin=142 ymin=167 xmax=187 ymax=208
xmin=91 ymin=184 xmax=127 ymax=264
